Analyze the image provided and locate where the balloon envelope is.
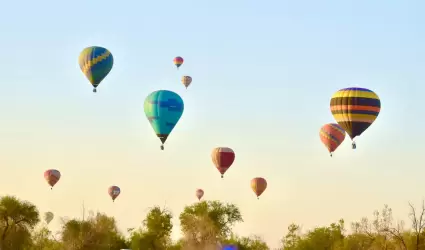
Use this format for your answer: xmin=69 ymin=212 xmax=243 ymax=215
xmin=44 ymin=169 xmax=61 ymax=188
xmin=78 ymin=46 xmax=113 ymax=91
xmin=251 ymin=177 xmax=267 ymax=198
xmin=320 ymin=123 xmax=346 ymax=155
xmin=181 ymin=76 xmax=192 ymax=88
xmin=196 ymin=189 xmax=204 ymax=200
xmin=144 ymin=90 xmax=184 ymax=148
xmin=222 ymin=245 xmax=238 ymax=250
xmin=44 ymin=212 xmax=54 ymax=224
xmin=173 ymin=56 xmax=184 ymax=68
xmin=211 ymin=147 xmax=235 ymax=178
xmin=330 ymin=87 xmax=380 ymax=140
xmin=108 ymin=186 xmax=121 ymax=201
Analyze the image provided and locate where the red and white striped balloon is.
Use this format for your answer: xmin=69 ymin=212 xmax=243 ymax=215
xmin=211 ymin=147 xmax=235 ymax=178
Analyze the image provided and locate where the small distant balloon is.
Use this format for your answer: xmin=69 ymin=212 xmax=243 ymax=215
xmin=144 ymin=90 xmax=184 ymax=150
xmin=320 ymin=123 xmax=346 ymax=157
xmin=196 ymin=189 xmax=204 ymax=201
xmin=44 ymin=212 xmax=54 ymax=224
xmin=330 ymin=87 xmax=380 ymax=149
xmin=78 ymin=46 xmax=114 ymax=93
xmin=222 ymin=245 xmax=238 ymax=250
xmin=181 ymin=76 xmax=192 ymax=89
xmin=173 ymin=56 xmax=184 ymax=69
xmin=108 ymin=186 xmax=121 ymax=202
xmin=251 ymin=177 xmax=267 ymax=199
xmin=211 ymin=147 xmax=235 ymax=178
xmin=44 ymin=169 xmax=61 ymax=190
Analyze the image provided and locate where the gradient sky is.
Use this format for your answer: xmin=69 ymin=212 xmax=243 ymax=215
xmin=0 ymin=0 xmax=424 ymax=248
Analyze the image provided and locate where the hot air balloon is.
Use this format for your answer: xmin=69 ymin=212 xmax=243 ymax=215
xmin=181 ymin=76 xmax=192 ymax=89
xmin=251 ymin=177 xmax=267 ymax=199
xmin=320 ymin=123 xmax=346 ymax=157
xmin=78 ymin=46 xmax=114 ymax=93
xmin=196 ymin=189 xmax=204 ymax=201
xmin=108 ymin=186 xmax=121 ymax=202
xmin=211 ymin=147 xmax=235 ymax=178
xmin=330 ymin=87 xmax=380 ymax=149
xmin=173 ymin=56 xmax=184 ymax=69
xmin=222 ymin=245 xmax=238 ymax=250
xmin=144 ymin=90 xmax=184 ymax=150
xmin=44 ymin=212 xmax=54 ymax=225
xmin=44 ymin=169 xmax=61 ymax=190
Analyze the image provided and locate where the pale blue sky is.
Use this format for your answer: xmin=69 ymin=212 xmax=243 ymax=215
xmin=0 ymin=0 xmax=424 ymax=248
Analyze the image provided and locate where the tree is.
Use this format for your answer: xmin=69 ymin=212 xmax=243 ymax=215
xmin=406 ymin=201 xmax=425 ymax=250
xmin=4 ymin=193 xmax=425 ymax=249
xmin=225 ymin=234 xmax=270 ymax=250
xmin=179 ymin=201 xmax=243 ymax=249
xmin=29 ymin=226 xmax=61 ymax=250
xmin=129 ymin=206 xmax=174 ymax=250
xmin=0 ymin=195 xmax=40 ymax=250
xmin=349 ymin=204 xmax=407 ymax=250
xmin=281 ymin=223 xmax=301 ymax=250
xmin=281 ymin=220 xmax=345 ymax=250
xmin=60 ymin=212 xmax=128 ymax=250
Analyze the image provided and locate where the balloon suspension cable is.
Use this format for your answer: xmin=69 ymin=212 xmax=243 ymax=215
xmin=352 ymin=141 xmax=356 ymax=149
xmin=160 ymin=145 xmax=164 ymax=150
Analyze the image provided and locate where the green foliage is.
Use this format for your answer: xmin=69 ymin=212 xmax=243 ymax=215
xmin=179 ymin=200 xmax=243 ymax=249
xmin=129 ymin=206 xmax=174 ymax=250
xmin=225 ymin=234 xmax=270 ymax=250
xmin=280 ymin=204 xmax=425 ymax=250
xmin=0 ymin=196 xmax=40 ymax=250
xmin=281 ymin=219 xmax=345 ymax=250
xmin=2 ymin=195 xmax=425 ymax=250
xmin=60 ymin=212 xmax=129 ymax=250
xmin=180 ymin=200 xmax=243 ymax=238
xmin=28 ymin=227 xmax=61 ymax=250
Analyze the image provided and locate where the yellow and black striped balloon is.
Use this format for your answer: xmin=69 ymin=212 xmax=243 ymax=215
xmin=330 ymin=87 xmax=380 ymax=140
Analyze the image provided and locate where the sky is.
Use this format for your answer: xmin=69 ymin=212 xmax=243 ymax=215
xmin=0 ymin=0 xmax=424 ymax=248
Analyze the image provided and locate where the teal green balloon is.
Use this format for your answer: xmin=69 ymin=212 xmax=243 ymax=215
xmin=144 ymin=90 xmax=184 ymax=150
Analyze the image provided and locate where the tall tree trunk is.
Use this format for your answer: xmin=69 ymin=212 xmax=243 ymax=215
xmin=416 ymin=233 xmax=420 ymax=250
xmin=1 ymin=217 xmax=9 ymax=250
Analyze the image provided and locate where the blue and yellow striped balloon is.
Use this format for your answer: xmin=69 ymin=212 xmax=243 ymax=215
xmin=78 ymin=46 xmax=114 ymax=93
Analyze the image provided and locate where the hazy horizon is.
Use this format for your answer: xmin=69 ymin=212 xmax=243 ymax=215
xmin=0 ymin=0 xmax=424 ymax=248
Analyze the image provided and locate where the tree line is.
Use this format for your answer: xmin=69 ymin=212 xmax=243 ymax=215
xmin=0 ymin=195 xmax=424 ymax=250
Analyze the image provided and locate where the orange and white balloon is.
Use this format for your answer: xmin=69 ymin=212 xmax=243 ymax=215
xmin=251 ymin=177 xmax=267 ymax=199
